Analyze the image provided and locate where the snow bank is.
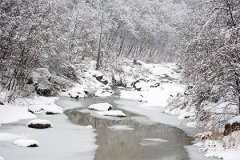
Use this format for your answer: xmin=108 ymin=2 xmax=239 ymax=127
xmin=15 ymin=96 xmax=64 ymax=115
xmin=120 ymin=83 xmax=184 ymax=107
xmin=120 ymin=90 xmax=144 ymax=101
xmin=88 ymin=103 xmax=112 ymax=111
xmin=95 ymin=88 xmax=114 ymax=97
xmin=13 ymin=139 xmax=39 ymax=147
xmin=0 ymin=105 xmax=36 ymax=125
xmin=97 ymin=110 xmax=126 ymax=117
xmin=192 ymin=130 xmax=240 ymax=160
xmin=61 ymin=84 xmax=87 ymax=99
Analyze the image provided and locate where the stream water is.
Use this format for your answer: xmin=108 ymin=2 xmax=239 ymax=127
xmin=56 ymin=93 xmax=193 ymax=160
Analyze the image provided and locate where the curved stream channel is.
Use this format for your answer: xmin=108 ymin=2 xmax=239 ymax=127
xmin=56 ymin=90 xmax=193 ymax=160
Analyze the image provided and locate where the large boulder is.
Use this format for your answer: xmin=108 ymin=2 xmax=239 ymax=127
xmin=223 ymin=122 xmax=240 ymax=136
xmin=35 ymin=85 xmax=52 ymax=97
xmin=27 ymin=119 xmax=52 ymax=129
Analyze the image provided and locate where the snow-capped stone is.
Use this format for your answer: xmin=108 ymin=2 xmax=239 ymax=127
xmin=28 ymin=105 xmax=45 ymax=114
xmin=88 ymin=103 xmax=112 ymax=111
xmin=95 ymin=88 xmax=114 ymax=97
xmin=61 ymin=84 xmax=88 ymax=99
xmin=28 ymin=119 xmax=52 ymax=129
xmin=28 ymin=104 xmax=63 ymax=115
xmin=98 ymin=110 xmax=126 ymax=117
xmin=68 ymin=90 xmax=86 ymax=99
xmin=13 ymin=139 xmax=39 ymax=147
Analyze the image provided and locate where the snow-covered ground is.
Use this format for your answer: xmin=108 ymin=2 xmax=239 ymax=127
xmin=115 ymin=61 xmax=238 ymax=160
xmin=0 ymin=60 xmax=239 ymax=160
xmin=0 ymin=96 xmax=97 ymax=160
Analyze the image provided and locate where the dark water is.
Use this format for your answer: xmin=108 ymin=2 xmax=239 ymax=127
xmin=56 ymin=95 xmax=192 ymax=160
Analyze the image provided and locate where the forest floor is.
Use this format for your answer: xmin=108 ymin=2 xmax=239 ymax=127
xmin=0 ymin=59 xmax=239 ymax=160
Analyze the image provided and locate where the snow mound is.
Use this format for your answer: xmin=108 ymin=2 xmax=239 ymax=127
xmin=108 ymin=125 xmax=134 ymax=131
xmin=28 ymin=104 xmax=63 ymax=115
xmin=98 ymin=110 xmax=126 ymax=117
xmin=95 ymin=88 xmax=114 ymax=97
xmin=69 ymin=91 xmax=86 ymax=99
xmin=13 ymin=139 xmax=39 ymax=147
xmin=61 ymin=84 xmax=87 ymax=99
xmin=28 ymin=119 xmax=52 ymax=129
xmin=88 ymin=103 xmax=112 ymax=111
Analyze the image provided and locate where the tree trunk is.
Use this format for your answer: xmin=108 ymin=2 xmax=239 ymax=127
xmin=96 ymin=12 xmax=104 ymax=70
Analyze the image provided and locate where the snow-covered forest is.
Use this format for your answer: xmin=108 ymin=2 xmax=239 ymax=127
xmin=0 ymin=0 xmax=240 ymax=160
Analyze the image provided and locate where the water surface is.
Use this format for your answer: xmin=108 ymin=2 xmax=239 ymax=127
xmin=57 ymin=95 xmax=192 ymax=160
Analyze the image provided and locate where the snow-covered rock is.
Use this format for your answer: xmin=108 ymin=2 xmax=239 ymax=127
xmin=13 ymin=139 xmax=39 ymax=147
xmin=98 ymin=110 xmax=126 ymax=117
xmin=27 ymin=119 xmax=52 ymax=129
xmin=61 ymin=84 xmax=87 ymax=99
xmin=69 ymin=91 xmax=87 ymax=99
xmin=28 ymin=104 xmax=63 ymax=115
xmin=88 ymin=103 xmax=112 ymax=111
xmin=95 ymin=88 xmax=114 ymax=97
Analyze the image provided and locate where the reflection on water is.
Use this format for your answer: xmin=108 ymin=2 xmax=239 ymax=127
xmin=58 ymin=96 xmax=192 ymax=160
